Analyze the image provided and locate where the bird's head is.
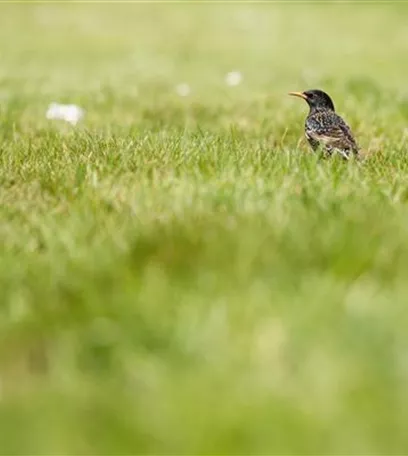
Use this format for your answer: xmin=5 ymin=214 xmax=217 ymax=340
xmin=289 ymin=89 xmax=335 ymax=112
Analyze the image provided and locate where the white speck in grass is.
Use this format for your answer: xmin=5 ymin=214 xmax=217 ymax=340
xmin=225 ymin=70 xmax=242 ymax=87
xmin=175 ymin=83 xmax=191 ymax=97
xmin=46 ymin=102 xmax=85 ymax=125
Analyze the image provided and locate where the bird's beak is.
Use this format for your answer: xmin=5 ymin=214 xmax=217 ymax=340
xmin=288 ymin=91 xmax=307 ymax=100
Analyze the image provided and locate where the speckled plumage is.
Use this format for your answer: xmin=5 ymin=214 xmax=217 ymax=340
xmin=289 ymin=89 xmax=360 ymax=160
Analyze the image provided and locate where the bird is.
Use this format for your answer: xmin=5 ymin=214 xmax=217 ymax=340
xmin=288 ymin=89 xmax=360 ymax=160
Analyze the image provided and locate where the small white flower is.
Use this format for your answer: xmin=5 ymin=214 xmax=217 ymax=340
xmin=175 ymin=83 xmax=191 ymax=97
xmin=225 ymin=71 xmax=242 ymax=87
xmin=46 ymin=102 xmax=85 ymax=125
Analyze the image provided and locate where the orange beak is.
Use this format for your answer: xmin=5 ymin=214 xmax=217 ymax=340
xmin=288 ymin=91 xmax=307 ymax=100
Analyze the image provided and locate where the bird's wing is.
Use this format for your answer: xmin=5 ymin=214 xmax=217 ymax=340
xmin=306 ymin=111 xmax=359 ymax=157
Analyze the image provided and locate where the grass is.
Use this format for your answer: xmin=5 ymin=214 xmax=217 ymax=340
xmin=1 ymin=2 xmax=408 ymax=454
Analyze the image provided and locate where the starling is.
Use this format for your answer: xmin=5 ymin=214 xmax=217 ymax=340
xmin=289 ymin=89 xmax=360 ymax=160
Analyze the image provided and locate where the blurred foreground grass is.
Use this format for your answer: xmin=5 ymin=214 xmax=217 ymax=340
xmin=1 ymin=2 xmax=408 ymax=454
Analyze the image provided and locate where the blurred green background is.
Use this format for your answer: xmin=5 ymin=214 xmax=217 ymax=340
xmin=1 ymin=2 xmax=408 ymax=454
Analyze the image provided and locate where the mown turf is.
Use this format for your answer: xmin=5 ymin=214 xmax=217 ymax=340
xmin=1 ymin=2 xmax=408 ymax=454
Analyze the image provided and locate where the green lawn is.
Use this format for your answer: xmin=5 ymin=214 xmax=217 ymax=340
xmin=1 ymin=2 xmax=408 ymax=454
